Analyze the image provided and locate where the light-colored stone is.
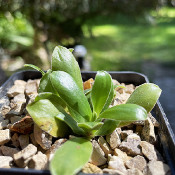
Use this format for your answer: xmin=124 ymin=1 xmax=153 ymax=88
xmin=11 ymin=133 xmax=20 ymax=148
xmin=25 ymin=80 xmax=38 ymax=96
xmin=29 ymin=133 xmax=38 ymax=146
xmin=0 ymin=156 xmax=13 ymax=168
xmin=148 ymin=113 xmax=159 ymax=127
xmin=125 ymin=155 xmax=147 ymax=171
xmin=9 ymin=115 xmax=33 ymax=134
xmin=28 ymin=93 xmax=38 ymax=104
xmin=0 ymin=145 xmax=19 ymax=157
xmin=125 ymin=84 xmax=135 ymax=94
xmin=106 ymin=130 xmax=121 ymax=149
xmin=0 ymin=119 xmax=9 ymax=129
xmin=14 ymin=80 xmax=27 ymax=87
xmin=13 ymin=144 xmax=37 ymax=168
xmin=98 ymin=136 xmax=112 ymax=156
xmin=114 ymin=148 xmax=132 ymax=163
xmin=28 ymin=151 xmax=48 ymax=170
xmin=127 ymin=168 xmax=144 ymax=175
xmin=119 ymin=134 xmax=141 ymax=156
xmin=82 ymin=163 xmax=103 ymax=174
xmin=103 ymin=168 xmax=125 ymax=175
xmin=140 ymin=141 xmax=158 ymax=161
xmin=46 ymin=138 xmax=67 ymax=160
xmin=19 ymin=134 xmax=29 ymax=149
xmin=10 ymin=116 xmax=22 ymax=124
xmin=144 ymin=161 xmax=170 ymax=175
xmin=34 ymin=124 xmax=52 ymax=150
xmin=1 ymin=105 xmax=11 ymax=117
xmin=141 ymin=118 xmax=156 ymax=144
xmin=90 ymin=140 xmax=107 ymax=166
xmin=7 ymin=84 xmax=25 ymax=97
xmin=108 ymin=156 xmax=127 ymax=174
xmin=120 ymin=130 xmax=133 ymax=140
xmin=0 ymin=129 xmax=11 ymax=145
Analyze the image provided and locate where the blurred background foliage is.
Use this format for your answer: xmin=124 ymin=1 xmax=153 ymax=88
xmin=0 ymin=0 xmax=175 ymax=130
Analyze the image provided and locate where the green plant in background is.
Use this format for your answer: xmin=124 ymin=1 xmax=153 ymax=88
xmin=25 ymin=46 xmax=161 ymax=175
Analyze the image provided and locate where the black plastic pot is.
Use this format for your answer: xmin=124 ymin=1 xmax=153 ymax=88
xmin=0 ymin=70 xmax=175 ymax=175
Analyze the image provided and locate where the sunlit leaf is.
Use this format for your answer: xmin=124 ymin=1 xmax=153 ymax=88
xmin=126 ymin=83 xmax=162 ymax=113
xmin=50 ymin=137 xmax=92 ymax=175
xmin=51 ymin=46 xmax=83 ymax=90
xmin=78 ymin=122 xmax=103 ymax=132
xmin=50 ymin=71 xmax=92 ymax=122
xmin=99 ymin=104 xmax=147 ymax=121
xmin=91 ymin=71 xmax=113 ymax=117
xmin=24 ymin=64 xmax=45 ymax=76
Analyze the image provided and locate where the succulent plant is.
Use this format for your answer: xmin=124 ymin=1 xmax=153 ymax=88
xmin=25 ymin=46 xmax=161 ymax=175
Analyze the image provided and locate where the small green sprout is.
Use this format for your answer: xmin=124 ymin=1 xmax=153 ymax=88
xmin=25 ymin=46 xmax=161 ymax=175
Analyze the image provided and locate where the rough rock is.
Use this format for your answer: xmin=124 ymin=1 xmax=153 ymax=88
xmin=148 ymin=113 xmax=159 ymax=128
xmin=28 ymin=93 xmax=38 ymax=104
xmin=144 ymin=161 xmax=170 ymax=175
xmin=140 ymin=141 xmax=158 ymax=161
xmin=106 ymin=130 xmax=121 ymax=149
xmin=1 ymin=105 xmax=11 ymax=117
xmin=135 ymin=125 xmax=143 ymax=136
xmin=83 ymin=78 xmax=94 ymax=90
xmin=119 ymin=134 xmax=141 ymax=156
xmin=34 ymin=124 xmax=52 ymax=150
xmin=127 ymin=168 xmax=144 ymax=175
xmin=13 ymin=144 xmax=37 ymax=168
xmin=125 ymin=155 xmax=147 ymax=171
xmin=29 ymin=133 xmax=38 ymax=146
xmin=114 ymin=148 xmax=132 ymax=163
xmin=98 ymin=136 xmax=112 ymax=156
xmin=0 ymin=156 xmax=13 ymax=168
xmin=28 ymin=151 xmax=47 ymax=170
xmin=11 ymin=133 xmax=20 ymax=148
xmin=46 ymin=138 xmax=67 ymax=161
xmin=125 ymin=84 xmax=135 ymax=94
xmin=14 ymin=80 xmax=27 ymax=87
xmin=0 ymin=119 xmax=9 ymax=129
xmin=9 ymin=115 xmax=33 ymax=134
xmin=103 ymin=168 xmax=125 ymax=175
xmin=82 ymin=163 xmax=103 ymax=174
xmin=108 ymin=156 xmax=127 ymax=174
xmin=0 ymin=145 xmax=19 ymax=157
xmin=90 ymin=140 xmax=107 ymax=166
xmin=141 ymin=118 xmax=156 ymax=144
xmin=18 ymin=134 xmax=29 ymax=149
xmin=7 ymin=83 xmax=25 ymax=98
xmin=120 ymin=130 xmax=133 ymax=140
xmin=9 ymin=93 xmax=26 ymax=115
xmin=10 ymin=116 xmax=22 ymax=124
xmin=112 ymin=79 xmax=120 ymax=86
xmin=25 ymin=80 xmax=38 ymax=96
xmin=0 ymin=129 xmax=11 ymax=145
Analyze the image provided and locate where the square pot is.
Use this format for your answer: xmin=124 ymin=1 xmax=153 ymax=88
xmin=0 ymin=70 xmax=175 ymax=175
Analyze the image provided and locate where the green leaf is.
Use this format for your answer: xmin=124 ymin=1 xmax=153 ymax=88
xmin=91 ymin=71 xmax=113 ymax=117
xmin=50 ymin=71 xmax=92 ymax=122
xmin=126 ymin=83 xmax=162 ymax=113
xmin=99 ymin=104 xmax=147 ymax=121
xmin=38 ymin=70 xmax=58 ymax=94
xmin=55 ymin=113 xmax=85 ymax=136
xmin=94 ymin=119 xmax=120 ymax=136
xmin=50 ymin=137 xmax=92 ymax=175
xmin=27 ymin=94 xmax=70 ymax=137
xmin=51 ymin=46 xmax=83 ymax=91
xmin=24 ymin=64 xmax=45 ymax=76
xmin=78 ymin=122 xmax=103 ymax=132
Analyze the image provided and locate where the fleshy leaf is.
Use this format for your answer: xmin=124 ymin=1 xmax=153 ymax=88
xmin=78 ymin=122 xmax=103 ymax=132
xmin=56 ymin=113 xmax=85 ymax=136
xmin=91 ymin=71 xmax=113 ymax=117
xmin=99 ymin=104 xmax=147 ymax=121
xmin=51 ymin=46 xmax=83 ymax=90
xmin=126 ymin=83 xmax=162 ymax=113
xmin=94 ymin=119 xmax=120 ymax=136
xmin=27 ymin=94 xmax=70 ymax=137
xmin=24 ymin=64 xmax=45 ymax=76
xmin=38 ymin=69 xmax=58 ymax=94
xmin=50 ymin=71 xmax=92 ymax=122
xmin=50 ymin=137 xmax=92 ymax=175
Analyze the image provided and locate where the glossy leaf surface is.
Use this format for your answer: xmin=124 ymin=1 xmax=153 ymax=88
xmin=95 ymin=119 xmax=120 ymax=136
xmin=50 ymin=71 xmax=92 ymax=122
xmin=27 ymin=94 xmax=70 ymax=137
xmin=50 ymin=137 xmax=92 ymax=175
xmin=99 ymin=104 xmax=147 ymax=121
xmin=126 ymin=83 xmax=162 ymax=113
xmin=91 ymin=71 xmax=113 ymax=116
xmin=78 ymin=122 xmax=103 ymax=132
xmin=51 ymin=46 xmax=83 ymax=90
xmin=24 ymin=64 xmax=45 ymax=76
